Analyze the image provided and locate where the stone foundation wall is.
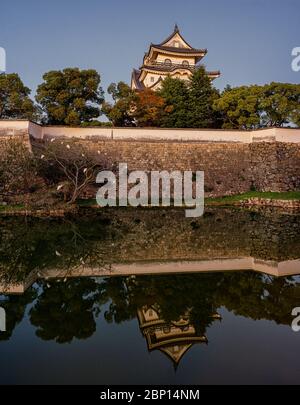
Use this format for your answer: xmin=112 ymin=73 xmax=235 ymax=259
xmin=82 ymin=140 xmax=252 ymax=197
xmin=79 ymin=139 xmax=299 ymax=197
xmin=0 ymin=123 xmax=299 ymax=197
xmin=0 ymin=128 xmax=32 ymax=151
xmin=250 ymin=143 xmax=300 ymax=191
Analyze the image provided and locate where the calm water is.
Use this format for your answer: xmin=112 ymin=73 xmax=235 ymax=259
xmin=1 ymin=207 xmax=300 ymax=385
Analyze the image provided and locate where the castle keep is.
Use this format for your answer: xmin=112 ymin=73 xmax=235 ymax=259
xmin=131 ymin=25 xmax=220 ymax=91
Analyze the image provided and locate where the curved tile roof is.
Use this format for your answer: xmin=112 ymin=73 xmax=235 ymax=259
xmin=151 ymin=45 xmax=207 ymax=55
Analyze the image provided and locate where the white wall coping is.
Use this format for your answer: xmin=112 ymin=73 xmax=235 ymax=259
xmin=0 ymin=120 xmax=299 ymax=143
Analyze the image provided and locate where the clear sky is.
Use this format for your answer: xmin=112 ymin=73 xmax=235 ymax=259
xmin=1 ymin=0 xmax=299 ymax=99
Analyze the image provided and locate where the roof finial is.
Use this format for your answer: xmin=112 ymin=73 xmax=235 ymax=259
xmin=174 ymin=23 xmax=179 ymax=33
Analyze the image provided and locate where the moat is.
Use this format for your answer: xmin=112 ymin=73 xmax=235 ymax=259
xmin=1 ymin=207 xmax=300 ymax=384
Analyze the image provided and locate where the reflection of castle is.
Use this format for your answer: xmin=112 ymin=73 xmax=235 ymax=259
xmin=137 ymin=305 xmax=221 ymax=367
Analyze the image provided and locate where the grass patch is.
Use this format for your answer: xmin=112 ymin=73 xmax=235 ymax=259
xmin=77 ymin=199 xmax=97 ymax=207
xmin=0 ymin=204 xmax=25 ymax=212
xmin=207 ymin=191 xmax=300 ymax=205
xmin=77 ymin=192 xmax=300 ymax=209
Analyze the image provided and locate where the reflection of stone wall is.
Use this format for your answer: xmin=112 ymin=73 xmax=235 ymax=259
xmin=0 ymin=208 xmax=300 ymax=289
xmin=81 ymin=208 xmax=300 ymax=263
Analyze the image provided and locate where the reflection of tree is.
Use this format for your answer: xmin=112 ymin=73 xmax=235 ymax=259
xmin=0 ymin=287 xmax=37 ymax=341
xmin=102 ymin=272 xmax=300 ymax=332
xmin=103 ymin=274 xmax=223 ymax=335
xmin=0 ymin=216 xmax=116 ymax=287
xmin=2 ymin=271 xmax=300 ymax=344
xmin=217 ymin=272 xmax=300 ymax=326
xmin=29 ymin=278 xmax=106 ymax=343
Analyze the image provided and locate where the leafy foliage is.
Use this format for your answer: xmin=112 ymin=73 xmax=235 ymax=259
xmin=104 ymin=68 xmax=221 ymax=128
xmin=213 ymin=83 xmax=300 ymax=129
xmin=134 ymin=88 xmax=166 ymax=127
xmin=36 ymin=68 xmax=104 ymax=125
xmin=158 ymin=77 xmax=190 ymax=128
xmin=102 ymin=81 xmax=137 ymax=126
xmin=0 ymin=73 xmax=38 ymax=120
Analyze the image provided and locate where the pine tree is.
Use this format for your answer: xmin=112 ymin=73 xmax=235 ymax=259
xmin=158 ymin=77 xmax=190 ymax=128
xmin=187 ymin=66 xmax=221 ymax=128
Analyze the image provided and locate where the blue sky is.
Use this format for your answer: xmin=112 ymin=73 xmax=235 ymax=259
xmin=1 ymin=0 xmax=299 ymax=99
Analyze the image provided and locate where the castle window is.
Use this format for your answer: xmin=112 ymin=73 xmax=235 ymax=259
xmin=151 ymin=77 xmax=155 ymax=83
xmin=164 ymin=59 xmax=172 ymax=66
xmin=182 ymin=60 xmax=189 ymax=67
xmin=174 ymin=41 xmax=180 ymax=48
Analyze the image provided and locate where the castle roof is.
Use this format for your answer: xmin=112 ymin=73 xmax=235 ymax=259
xmin=131 ymin=69 xmax=145 ymax=90
xmin=151 ymin=45 xmax=207 ymax=55
xmin=158 ymin=24 xmax=194 ymax=49
xmin=131 ymin=25 xmax=220 ymax=90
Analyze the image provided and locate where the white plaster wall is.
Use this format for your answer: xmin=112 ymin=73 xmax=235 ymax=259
xmin=42 ymin=126 xmax=113 ymax=140
xmin=113 ymin=128 xmax=253 ymax=143
xmin=28 ymin=121 xmax=43 ymax=139
xmin=0 ymin=121 xmax=300 ymax=143
xmin=143 ymin=72 xmax=163 ymax=87
xmin=0 ymin=120 xmax=29 ymax=132
xmin=156 ymin=54 xmax=196 ymax=65
xmin=164 ymin=33 xmax=190 ymax=49
xmin=274 ymin=128 xmax=300 ymax=143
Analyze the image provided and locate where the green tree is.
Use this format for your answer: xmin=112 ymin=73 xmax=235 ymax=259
xmin=213 ymin=83 xmax=300 ymax=129
xmin=36 ymin=68 xmax=104 ymax=126
xmin=187 ymin=66 xmax=221 ymax=128
xmin=0 ymin=73 xmax=38 ymax=120
xmin=260 ymin=82 xmax=300 ymax=127
xmin=158 ymin=77 xmax=190 ymax=128
xmin=102 ymin=81 xmax=136 ymax=126
xmin=213 ymin=85 xmax=263 ymax=129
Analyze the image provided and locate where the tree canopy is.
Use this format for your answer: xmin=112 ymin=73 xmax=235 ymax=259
xmin=104 ymin=68 xmax=221 ymax=128
xmin=1 ymin=67 xmax=299 ymax=130
xmin=213 ymin=83 xmax=300 ymax=129
xmin=36 ymin=68 xmax=104 ymax=126
xmin=136 ymin=67 xmax=222 ymax=128
xmin=102 ymin=81 xmax=136 ymax=127
xmin=0 ymin=73 xmax=38 ymax=120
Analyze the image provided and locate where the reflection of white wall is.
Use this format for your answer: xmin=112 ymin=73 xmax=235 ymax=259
xmin=2 ymin=258 xmax=300 ymax=295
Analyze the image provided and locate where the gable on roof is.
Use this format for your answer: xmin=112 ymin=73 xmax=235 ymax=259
xmin=159 ymin=24 xmax=193 ymax=49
